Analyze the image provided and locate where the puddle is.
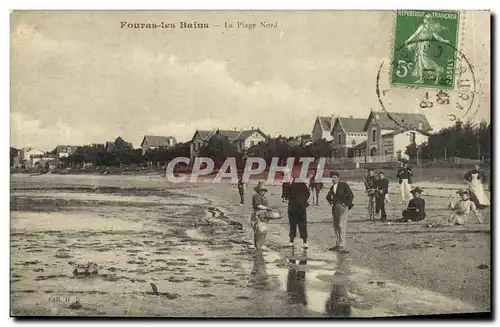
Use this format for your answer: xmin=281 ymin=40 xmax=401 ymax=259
xmin=243 ymin=248 xmax=480 ymax=317
xmin=11 ymin=191 xmax=208 ymax=206
xmin=11 ymin=211 xmax=147 ymax=232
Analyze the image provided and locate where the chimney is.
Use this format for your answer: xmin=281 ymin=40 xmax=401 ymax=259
xmin=349 ymin=115 xmax=353 ymax=119
xmin=251 ymin=126 xmax=254 ymax=130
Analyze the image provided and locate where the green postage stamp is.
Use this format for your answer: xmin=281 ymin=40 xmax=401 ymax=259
xmin=391 ymin=10 xmax=460 ymax=89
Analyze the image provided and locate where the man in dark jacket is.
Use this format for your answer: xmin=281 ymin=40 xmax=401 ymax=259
xmin=283 ymin=171 xmax=310 ymax=249
xmin=326 ymin=171 xmax=354 ymax=253
xmin=375 ymin=171 xmax=389 ymax=221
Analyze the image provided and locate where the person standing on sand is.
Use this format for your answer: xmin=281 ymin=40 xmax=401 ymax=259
xmin=397 ymin=162 xmax=412 ymax=203
xmin=250 ymin=182 xmax=273 ymax=250
xmin=326 ymin=171 xmax=354 ymax=253
xmin=237 ymin=174 xmax=245 ymax=205
xmin=286 ymin=171 xmax=311 ymax=249
xmin=464 ymin=164 xmax=490 ymax=209
xmin=375 ymin=171 xmax=389 ymax=222
xmin=281 ymin=169 xmax=291 ymax=203
xmin=309 ymin=171 xmax=323 ymax=206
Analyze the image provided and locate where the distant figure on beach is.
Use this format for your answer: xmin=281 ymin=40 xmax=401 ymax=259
xmin=464 ymin=164 xmax=490 ymax=209
xmin=428 ymin=189 xmax=483 ymax=228
xmin=237 ymin=174 xmax=245 ymax=205
xmin=281 ymin=169 xmax=291 ymax=203
xmin=326 ymin=171 xmax=354 ymax=253
xmin=250 ymin=182 xmax=273 ymax=251
xmin=285 ymin=170 xmax=310 ymax=249
xmin=309 ymin=171 xmax=323 ymax=206
xmin=397 ymin=161 xmax=412 ymax=203
xmin=404 ymin=13 xmax=450 ymax=84
xmin=375 ymin=171 xmax=389 ymax=222
xmin=401 ymin=187 xmax=426 ymax=222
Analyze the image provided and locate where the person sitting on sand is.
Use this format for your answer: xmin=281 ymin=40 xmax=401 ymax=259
xmin=401 ymin=187 xmax=426 ymax=222
xmin=428 ymin=189 xmax=483 ymax=227
xmin=250 ymin=182 xmax=273 ymax=250
xmin=447 ymin=189 xmax=484 ymax=225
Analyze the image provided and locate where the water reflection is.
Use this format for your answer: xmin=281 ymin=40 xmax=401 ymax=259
xmin=250 ymin=251 xmax=270 ymax=290
xmin=325 ymin=253 xmax=352 ymax=317
xmin=286 ymin=259 xmax=308 ymax=306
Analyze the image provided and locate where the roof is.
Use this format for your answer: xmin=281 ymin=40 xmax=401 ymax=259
xmin=317 ymin=116 xmax=334 ymax=132
xmin=336 ymin=117 xmax=367 ymax=133
xmin=195 ymin=130 xmax=216 ymax=141
xmin=56 ymin=145 xmax=79 ymax=153
xmin=364 ymin=111 xmax=432 ymax=132
xmin=217 ymin=130 xmax=243 ymax=141
xmin=193 ymin=128 xmax=268 ymax=142
xmin=235 ymin=129 xmax=268 ymax=141
xmin=141 ymin=135 xmax=177 ymax=147
xmin=23 ymin=147 xmax=45 ymax=153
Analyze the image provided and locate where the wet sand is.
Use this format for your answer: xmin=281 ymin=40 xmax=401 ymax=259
xmin=10 ymin=174 xmax=491 ymax=317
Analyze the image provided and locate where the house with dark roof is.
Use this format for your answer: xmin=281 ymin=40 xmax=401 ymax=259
xmin=311 ymin=115 xmax=335 ymax=142
xmin=364 ymin=111 xmax=432 ymax=160
xmin=54 ymin=145 xmax=79 ymax=158
xmin=141 ymin=135 xmax=177 ymax=155
xmin=189 ymin=128 xmax=268 ymax=160
xmin=330 ymin=116 xmax=368 ymax=158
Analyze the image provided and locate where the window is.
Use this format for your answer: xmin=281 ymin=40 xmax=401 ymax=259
xmin=338 ymin=134 xmax=342 ymax=144
xmin=385 ymin=150 xmax=388 ymax=156
xmin=372 ymin=129 xmax=377 ymax=141
xmin=250 ymin=141 xmax=255 ymax=147
xmin=410 ymin=132 xmax=416 ymax=143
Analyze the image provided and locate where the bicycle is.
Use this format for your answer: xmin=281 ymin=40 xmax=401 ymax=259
xmin=366 ymin=189 xmax=377 ymax=223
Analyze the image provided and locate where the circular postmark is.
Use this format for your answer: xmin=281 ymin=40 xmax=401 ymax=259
xmin=376 ymin=39 xmax=479 ymax=135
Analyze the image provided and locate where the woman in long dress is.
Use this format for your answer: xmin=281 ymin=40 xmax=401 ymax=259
xmin=404 ymin=13 xmax=450 ymax=84
xmin=464 ymin=164 xmax=490 ymax=209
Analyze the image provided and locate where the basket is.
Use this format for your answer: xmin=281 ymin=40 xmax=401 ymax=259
xmin=265 ymin=209 xmax=281 ymax=219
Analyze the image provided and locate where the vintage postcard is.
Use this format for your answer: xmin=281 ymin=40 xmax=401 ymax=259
xmin=10 ymin=10 xmax=491 ymax=318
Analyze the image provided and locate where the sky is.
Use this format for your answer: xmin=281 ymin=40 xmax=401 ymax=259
xmin=10 ymin=10 xmax=490 ymax=151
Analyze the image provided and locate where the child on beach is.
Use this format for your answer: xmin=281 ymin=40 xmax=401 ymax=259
xmin=250 ymin=182 xmax=273 ymax=250
xmin=401 ymin=187 xmax=426 ymax=222
xmin=428 ymin=189 xmax=483 ymax=227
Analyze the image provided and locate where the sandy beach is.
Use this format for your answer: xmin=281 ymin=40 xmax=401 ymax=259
xmin=10 ymin=173 xmax=491 ymax=317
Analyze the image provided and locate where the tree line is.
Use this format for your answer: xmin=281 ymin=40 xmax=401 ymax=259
xmin=405 ymin=120 xmax=490 ymax=161
xmin=56 ymin=120 xmax=491 ymax=169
